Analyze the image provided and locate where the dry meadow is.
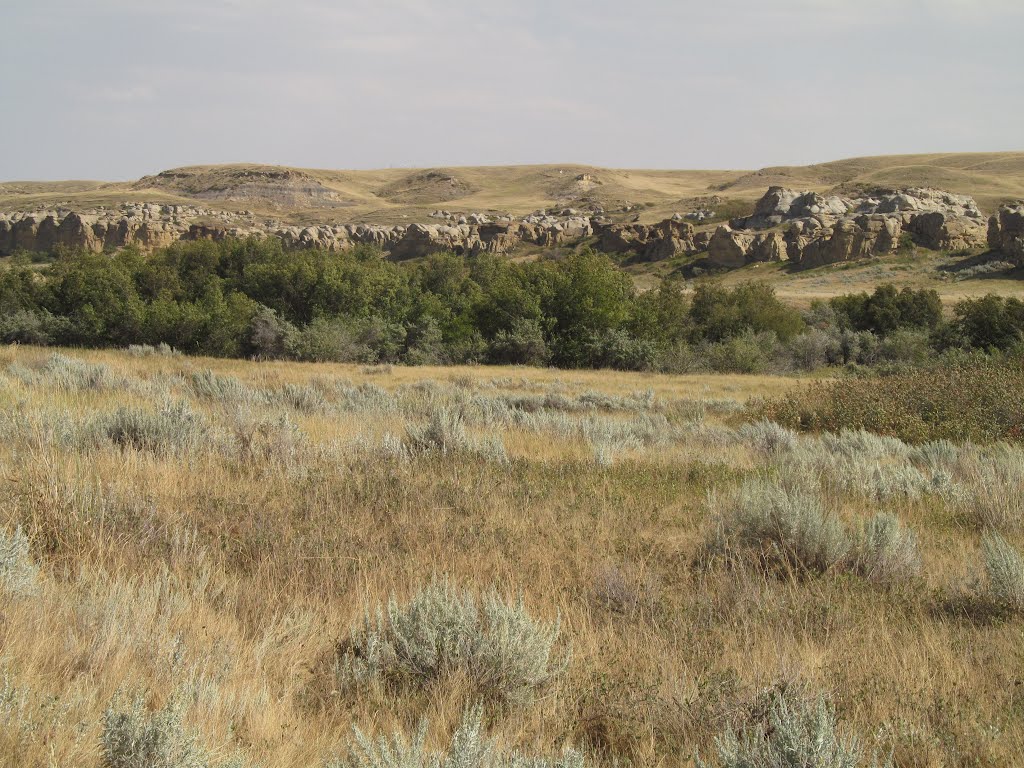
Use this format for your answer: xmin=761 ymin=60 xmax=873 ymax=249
xmin=1 ymin=346 xmax=1022 ymax=767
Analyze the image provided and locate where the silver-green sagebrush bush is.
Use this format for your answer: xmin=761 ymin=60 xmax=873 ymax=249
xmin=92 ymin=400 xmax=209 ymax=455
xmin=40 ymin=353 xmax=122 ymax=391
xmin=404 ymin=410 xmax=509 ymax=464
xmin=0 ymin=526 xmax=39 ymax=596
xmin=739 ymin=420 xmax=798 ymax=456
xmin=188 ymin=370 xmax=267 ymax=407
xmin=101 ymin=697 xmax=247 ymax=768
xmin=849 ymin=513 xmax=921 ymax=585
xmin=329 ymin=706 xmax=583 ymax=768
xmin=336 ymin=582 xmax=568 ymax=706
xmin=976 ymin=532 xmax=1024 ymax=613
xmin=404 ymin=409 xmax=471 ymax=455
xmin=955 ymin=448 xmax=1024 ymax=531
xmin=710 ymin=479 xmax=850 ymax=576
xmin=697 ymin=691 xmax=890 ymax=768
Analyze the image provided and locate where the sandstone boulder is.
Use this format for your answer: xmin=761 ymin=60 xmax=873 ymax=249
xmin=988 ymin=205 xmax=1024 ymax=262
xmin=707 ymin=226 xmax=754 ymax=268
xmin=904 ymin=211 xmax=986 ymax=252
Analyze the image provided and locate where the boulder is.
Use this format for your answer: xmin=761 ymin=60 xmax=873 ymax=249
xmin=905 ymin=211 xmax=986 ymax=251
xmin=476 ymin=221 xmax=520 ymax=254
xmin=748 ymin=231 xmax=787 ymax=262
xmin=988 ymin=205 xmax=1024 ymax=262
xmin=787 ymin=214 xmax=901 ymax=268
xmin=707 ymin=226 xmax=754 ymax=268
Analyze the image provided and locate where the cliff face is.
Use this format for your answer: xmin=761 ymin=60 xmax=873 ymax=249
xmin=1 ymin=186 xmax=1010 ymax=267
xmin=706 ymin=187 xmax=992 ymax=269
xmin=988 ymin=205 xmax=1024 ymax=263
xmin=0 ymin=202 xmax=636 ymax=260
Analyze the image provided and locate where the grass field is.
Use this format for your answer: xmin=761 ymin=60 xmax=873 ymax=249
xmin=4 ymin=152 xmax=1024 ymax=226
xmin=2 ymin=346 xmax=1023 ymax=767
xmin=624 ymin=247 xmax=1024 ymax=308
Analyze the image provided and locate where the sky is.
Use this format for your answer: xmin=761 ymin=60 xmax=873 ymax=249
xmin=2 ymin=0 xmax=1022 ymax=180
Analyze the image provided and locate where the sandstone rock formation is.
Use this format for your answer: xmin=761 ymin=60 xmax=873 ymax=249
xmin=988 ymin=204 xmax=1024 ymax=262
xmin=0 ymin=203 xmax=598 ymax=260
xmin=707 ymin=186 xmax=988 ymax=269
xmin=0 ymin=185 xmax=995 ymax=270
xmin=593 ymin=219 xmax=697 ymax=261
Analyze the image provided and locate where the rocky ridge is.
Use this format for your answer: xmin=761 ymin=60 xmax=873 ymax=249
xmin=1 ymin=188 xmax=1020 ymax=267
xmin=706 ymin=187 xmax=992 ymax=269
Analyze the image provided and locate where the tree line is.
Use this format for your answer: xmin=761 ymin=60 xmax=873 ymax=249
xmin=0 ymin=238 xmax=1021 ymax=371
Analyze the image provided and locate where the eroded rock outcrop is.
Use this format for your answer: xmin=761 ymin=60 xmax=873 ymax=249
xmin=593 ymin=219 xmax=697 ymax=261
xmin=988 ymin=205 xmax=1024 ymax=262
xmin=707 ymin=186 xmax=988 ymax=269
xmin=0 ymin=185 xmax=995 ymax=270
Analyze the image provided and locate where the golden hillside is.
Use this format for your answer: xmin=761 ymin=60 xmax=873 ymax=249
xmin=3 ymin=152 xmax=1022 ymax=225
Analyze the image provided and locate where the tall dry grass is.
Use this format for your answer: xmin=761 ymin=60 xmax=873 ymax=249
xmin=0 ymin=345 xmax=1021 ymax=767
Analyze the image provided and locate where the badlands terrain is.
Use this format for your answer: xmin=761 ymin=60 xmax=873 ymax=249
xmin=3 ymin=152 xmax=1024 ymax=307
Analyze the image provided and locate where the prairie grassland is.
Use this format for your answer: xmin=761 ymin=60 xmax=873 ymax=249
xmin=0 ymin=346 xmax=1022 ymax=767
xmin=7 ymin=151 xmax=1024 ymax=224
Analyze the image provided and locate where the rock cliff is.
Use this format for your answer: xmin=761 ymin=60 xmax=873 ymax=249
xmin=988 ymin=204 xmax=1024 ymax=263
xmin=707 ymin=186 xmax=989 ymax=269
xmin=0 ymin=185 xmax=1003 ymax=269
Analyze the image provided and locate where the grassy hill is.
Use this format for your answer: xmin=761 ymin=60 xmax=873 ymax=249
xmin=3 ymin=152 xmax=1023 ymax=225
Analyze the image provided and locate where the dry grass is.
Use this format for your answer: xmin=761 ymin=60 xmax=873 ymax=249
xmin=6 ymin=152 xmax=1024 ymax=226
xmin=706 ymin=252 xmax=1024 ymax=310
xmin=0 ymin=345 xmax=1021 ymax=767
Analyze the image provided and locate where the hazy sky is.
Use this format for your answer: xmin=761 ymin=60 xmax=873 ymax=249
xmin=3 ymin=0 xmax=1022 ymax=180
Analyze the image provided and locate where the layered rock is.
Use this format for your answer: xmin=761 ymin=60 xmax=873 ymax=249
xmin=707 ymin=226 xmax=755 ymax=268
xmin=0 ymin=204 xmax=597 ymax=259
xmin=988 ymin=205 xmax=1024 ymax=262
xmin=0 ymin=185 xmax=995 ymax=271
xmin=708 ymin=186 xmax=988 ymax=269
xmin=593 ymin=219 xmax=697 ymax=261
xmin=787 ymin=215 xmax=902 ymax=268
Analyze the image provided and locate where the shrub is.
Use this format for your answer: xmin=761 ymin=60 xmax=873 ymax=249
xmin=39 ymin=353 xmax=121 ymax=391
xmin=404 ymin=410 xmax=471 ymax=455
xmin=0 ymin=526 xmax=39 ymax=596
xmin=872 ymin=329 xmax=932 ymax=367
xmin=93 ymin=401 xmax=209 ymax=455
xmin=756 ymin=360 xmax=1024 ymax=444
xmin=700 ymin=331 xmax=779 ymax=374
xmin=127 ymin=343 xmax=180 ymax=358
xmin=739 ymin=421 xmax=798 ymax=456
xmin=975 ymin=533 xmax=1024 ymax=614
xmin=952 ymin=448 xmax=1024 ymax=530
xmin=275 ymin=383 xmax=329 ymax=414
xmin=785 ymin=328 xmax=841 ymax=371
xmin=489 ymin=319 xmax=550 ymax=367
xmin=951 ymin=294 xmax=1024 ymax=351
xmin=820 ymin=430 xmax=910 ymax=462
xmin=335 ymin=581 xmax=568 ymax=706
xmin=247 ymin=306 xmax=297 ymax=359
xmin=830 ymin=284 xmax=941 ymax=336
xmin=849 ymin=513 xmax=920 ymax=585
xmin=101 ymin=696 xmax=242 ymax=768
xmin=189 ymin=370 xmax=265 ymax=406
xmin=330 ymin=706 xmax=584 ymax=768
xmin=709 ymin=479 xmax=849 ymax=576
xmin=690 ymin=282 xmax=805 ymax=343
xmin=581 ymin=328 xmax=657 ymax=371
xmin=697 ymin=690 xmax=888 ymax=768
xmin=289 ymin=317 xmax=366 ymax=362
xmin=0 ymin=309 xmax=67 ymax=345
